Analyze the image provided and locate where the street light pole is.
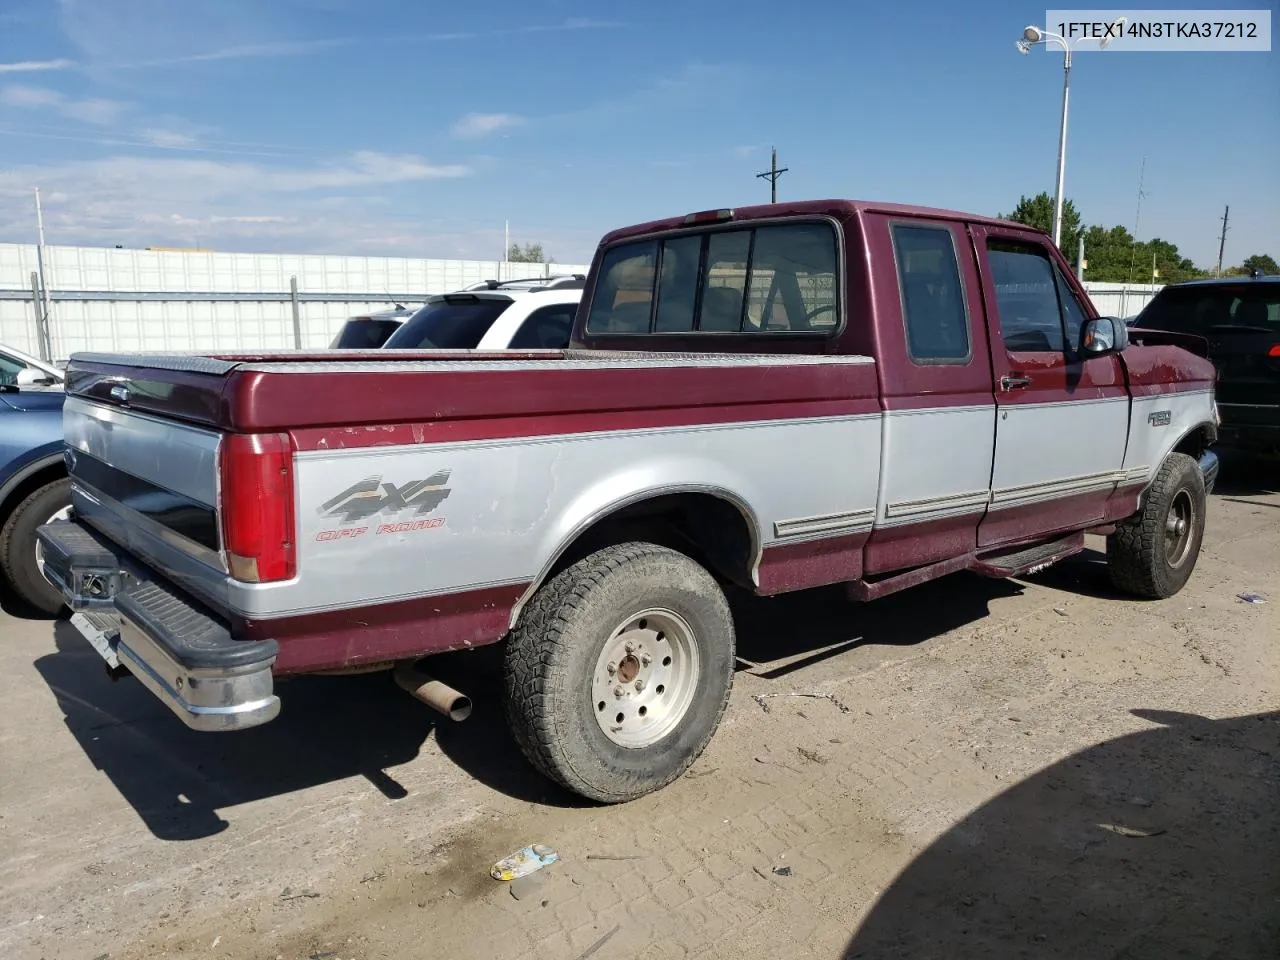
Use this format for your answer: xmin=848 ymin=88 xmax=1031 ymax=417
xmin=1051 ymin=48 xmax=1071 ymax=249
xmin=1017 ymin=19 xmax=1124 ymax=251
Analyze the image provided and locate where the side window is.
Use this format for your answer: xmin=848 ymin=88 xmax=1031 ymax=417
xmin=508 ymin=304 xmax=577 ymax=349
xmin=1054 ymin=265 xmax=1090 ymax=354
xmin=986 ymin=240 xmax=1066 ymax=353
xmin=585 ymin=240 xmax=657 ymax=334
xmin=746 ymin=223 xmax=838 ymax=332
xmin=891 ymin=224 xmax=971 ymax=362
xmin=654 ymin=235 xmax=702 ymax=333
xmin=700 ymin=230 xmax=751 ymax=331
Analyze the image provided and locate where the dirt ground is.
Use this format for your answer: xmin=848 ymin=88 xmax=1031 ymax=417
xmin=2 ymin=454 xmax=1277 ymax=960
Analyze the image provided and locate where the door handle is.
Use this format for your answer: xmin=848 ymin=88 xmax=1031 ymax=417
xmin=1000 ymin=374 xmax=1032 ymax=391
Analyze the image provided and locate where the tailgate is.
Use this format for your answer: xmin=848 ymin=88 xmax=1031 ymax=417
xmin=63 ymin=394 xmax=230 ymax=612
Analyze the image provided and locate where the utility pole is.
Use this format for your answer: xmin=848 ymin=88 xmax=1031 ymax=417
xmin=755 ymin=146 xmax=788 ymax=204
xmin=33 ymin=187 xmax=53 ymax=362
xmin=1215 ymin=205 xmax=1229 ymax=276
xmin=1122 ymin=155 xmax=1146 ymax=318
xmin=502 ymin=219 xmax=509 ymax=282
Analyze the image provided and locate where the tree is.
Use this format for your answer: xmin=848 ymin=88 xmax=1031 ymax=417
xmin=507 ymin=242 xmax=546 ymax=263
xmin=999 ymin=192 xmax=1083 ymax=258
xmin=1003 ymin=194 xmax=1212 ymax=283
xmin=1242 ymin=253 xmax=1279 ymax=276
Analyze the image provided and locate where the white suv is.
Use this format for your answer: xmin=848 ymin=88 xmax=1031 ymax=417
xmin=381 ymin=277 xmax=583 ymax=351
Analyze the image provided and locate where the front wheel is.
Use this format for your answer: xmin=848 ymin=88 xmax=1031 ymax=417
xmin=1107 ymin=452 xmax=1206 ymax=599
xmin=503 ymin=542 xmax=736 ymax=803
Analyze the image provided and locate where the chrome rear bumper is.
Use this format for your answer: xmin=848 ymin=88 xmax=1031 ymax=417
xmin=36 ymin=519 xmax=280 ymax=732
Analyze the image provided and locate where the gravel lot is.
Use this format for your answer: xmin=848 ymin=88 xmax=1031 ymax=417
xmin=2 ymin=454 xmax=1277 ymax=960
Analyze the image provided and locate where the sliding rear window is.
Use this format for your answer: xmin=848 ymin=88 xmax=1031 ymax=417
xmin=585 ymin=220 xmax=840 ymax=336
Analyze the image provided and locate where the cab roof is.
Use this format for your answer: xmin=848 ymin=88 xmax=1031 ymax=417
xmin=597 ymin=198 xmax=1037 ymax=247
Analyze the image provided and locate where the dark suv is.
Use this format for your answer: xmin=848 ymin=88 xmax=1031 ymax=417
xmin=1130 ymin=273 xmax=1280 ymax=456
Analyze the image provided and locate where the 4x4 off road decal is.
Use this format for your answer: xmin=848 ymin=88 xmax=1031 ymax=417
xmin=314 ymin=470 xmax=451 ymax=542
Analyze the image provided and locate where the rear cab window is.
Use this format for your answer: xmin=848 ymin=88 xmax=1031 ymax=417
xmin=584 ymin=219 xmax=840 ymax=337
xmin=384 ymin=297 xmax=512 ymax=349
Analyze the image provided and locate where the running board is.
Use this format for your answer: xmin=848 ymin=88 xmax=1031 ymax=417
xmin=845 ymin=531 xmax=1087 ymax=602
xmin=847 ymin=552 xmax=975 ymax=602
xmin=970 ymin=532 xmax=1085 ymax=578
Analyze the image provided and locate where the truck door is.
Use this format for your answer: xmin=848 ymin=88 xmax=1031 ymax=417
xmin=862 ymin=215 xmax=996 ymax=574
xmin=970 ymin=226 xmax=1130 ymax=547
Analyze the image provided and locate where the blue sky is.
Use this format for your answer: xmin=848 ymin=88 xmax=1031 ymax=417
xmin=0 ymin=0 xmax=1276 ymax=267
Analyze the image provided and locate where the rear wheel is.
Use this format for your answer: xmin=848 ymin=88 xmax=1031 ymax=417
xmin=503 ymin=542 xmax=735 ymax=803
xmin=1107 ymin=453 xmax=1206 ymax=599
xmin=0 ymin=477 xmax=72 ymax=616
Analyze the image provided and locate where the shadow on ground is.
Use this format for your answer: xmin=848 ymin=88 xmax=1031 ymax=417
xmin=730 ymin=572 xmax=1024 ymax=678
xmin=845 ymin=708 xmax=1280 ymax=959
xmin=1210 ymin=446 xmax=1278 ymax=500
xmin=28 ymin=569 xmax=1030 ymax=841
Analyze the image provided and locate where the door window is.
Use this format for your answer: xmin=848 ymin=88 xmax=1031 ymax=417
xmin=986 ymin=240 xmax=1067 ymax=353
xmin=0 ymin=353 xmax=26 ymax=386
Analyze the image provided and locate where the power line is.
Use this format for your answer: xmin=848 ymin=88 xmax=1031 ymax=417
xmin=755 ymin=146 xmax=788 ymax=204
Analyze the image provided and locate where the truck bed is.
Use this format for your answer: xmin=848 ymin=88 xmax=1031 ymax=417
xmin=65 ymin=348 xmax=879 ymax=433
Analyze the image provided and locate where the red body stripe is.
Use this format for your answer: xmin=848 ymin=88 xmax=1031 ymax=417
xmin=290 ymin=398 xmax=879 ymax=451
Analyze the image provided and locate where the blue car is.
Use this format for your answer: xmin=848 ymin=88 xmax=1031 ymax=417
xmin=0 ymin=347 xmax=70 ymax=615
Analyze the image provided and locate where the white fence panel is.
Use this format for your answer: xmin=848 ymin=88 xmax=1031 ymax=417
xmin=1080 ymin=282 xmax=1164 ymax=319
xmin=0 ymin=241 xmax=589 ymax=359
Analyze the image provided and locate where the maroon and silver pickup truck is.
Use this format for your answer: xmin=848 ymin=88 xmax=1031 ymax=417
xmin=38 ymin=199 xmax=1219 ymax=803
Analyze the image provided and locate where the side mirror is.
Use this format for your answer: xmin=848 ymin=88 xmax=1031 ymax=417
xmin=15 ymin=367 xmax=55 ymax=387
xmin=1080 ymin=316 xmax=1128 ymax=357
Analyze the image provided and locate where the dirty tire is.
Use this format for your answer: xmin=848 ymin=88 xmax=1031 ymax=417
xmin=0 ymin=476 xmax=71 ymax=616
xmin=1107 ymin=452 xmax=1206 ymax=599
xmin=503 ymin=542 xmax=735 ymax=803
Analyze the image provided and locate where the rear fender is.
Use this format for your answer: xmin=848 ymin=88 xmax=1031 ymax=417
xmin=507 ymin=458 xmax=763 ymax=629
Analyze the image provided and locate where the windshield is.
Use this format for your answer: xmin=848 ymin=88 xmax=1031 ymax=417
xmin=383 ymin=298 xmax=512 ymax=349
xmin=330 ymin=318 xmax=404 ymax=348
xmin=1135 ymin=284 xmax=1280 ymax=336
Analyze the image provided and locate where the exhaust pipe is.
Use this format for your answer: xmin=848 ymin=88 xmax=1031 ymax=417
xmin=393 ymin=662 xmax=472 ymax=721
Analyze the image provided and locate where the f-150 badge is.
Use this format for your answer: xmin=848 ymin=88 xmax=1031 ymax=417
xmin=318 ymin=470 xmax=452 ymax=524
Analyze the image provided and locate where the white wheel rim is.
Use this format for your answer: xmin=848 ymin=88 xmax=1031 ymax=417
xmin=591 ymin=608 xmax=701 ymax=749
xmin=35 ymin=505 xmax=73 ymax=584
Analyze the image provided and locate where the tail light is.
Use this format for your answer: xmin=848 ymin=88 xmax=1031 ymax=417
xmin=219 ymin=432 xmax=296 ymax=583
xmin=1268 ymin=344 xmax=1280 ymax=358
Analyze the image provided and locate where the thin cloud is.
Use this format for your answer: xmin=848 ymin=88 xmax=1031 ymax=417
xmin=0 ymin=59 xmax=76 ymax=73
xmin=117 ymin=37 xmax=351 ymax=68
xmin=0 ymin=84 xmax=126 ymax=125
xmin=451 ymin=113 xmax=526 ymax=140
xmin=94 ymin=19 xmax=624 ymax=70
xmin=0 ymin=151 xmax=477 ymax=254
xmin=401 ymin=18 xmax=627 ymax=43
